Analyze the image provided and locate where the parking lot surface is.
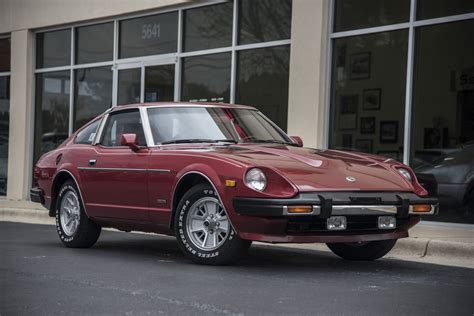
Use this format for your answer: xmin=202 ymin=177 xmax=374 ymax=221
xmin=1 ymin=222 xmax=473 ymax=315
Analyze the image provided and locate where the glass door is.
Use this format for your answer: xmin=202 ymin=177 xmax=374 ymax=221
xmin=144 ymin=64 xmax=175 ymax=102
xmin=114 ymin=58 xmax=176 ymax=106
xmin=117 ymin=64 xmax=141 ymax=106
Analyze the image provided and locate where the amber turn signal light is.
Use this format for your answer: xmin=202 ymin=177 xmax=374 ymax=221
xmin=225 ymin=180 xmax=236 ymax=187
xmin=411 ymin=204 xmax=432 ymax=213
xmin=287 ymin=206 xmax=313 ymax=214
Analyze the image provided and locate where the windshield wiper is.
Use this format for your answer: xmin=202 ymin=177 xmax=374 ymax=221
xmin=160 ymin=139 xmax=238 ymax=145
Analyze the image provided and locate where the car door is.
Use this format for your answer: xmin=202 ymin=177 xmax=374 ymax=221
xmin=80 ymin=108 xmax=150 ymax=221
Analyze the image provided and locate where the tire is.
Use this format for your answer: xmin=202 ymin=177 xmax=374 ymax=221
xmin=55 ymin=180 xmax=101 ymax=248
xmin=326 ymin=239 xmax=397 ymax=261
xmin=174 ymin=184 xmax=251 ymax=265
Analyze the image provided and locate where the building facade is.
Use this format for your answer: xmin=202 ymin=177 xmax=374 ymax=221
xmin=0 ymin=0 xmax=473 ymax=223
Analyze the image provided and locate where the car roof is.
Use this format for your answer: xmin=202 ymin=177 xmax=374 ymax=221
xmin=110 ymin=102 xmax=257 ymax=112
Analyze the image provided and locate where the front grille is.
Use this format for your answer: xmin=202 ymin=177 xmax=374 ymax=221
xmin=286 ymin=215 xmax=409 ymax=235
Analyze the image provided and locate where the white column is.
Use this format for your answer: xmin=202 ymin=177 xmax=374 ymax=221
xmin=7 ymin=30 xmax=34 ymax=200
xmin=287 ymin=0 xmax=330 ymax=148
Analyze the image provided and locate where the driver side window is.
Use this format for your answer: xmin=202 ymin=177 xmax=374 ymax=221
xmin=101 ymin=110 xmax=147 ymax=147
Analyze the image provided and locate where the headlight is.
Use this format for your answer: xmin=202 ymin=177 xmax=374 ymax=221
xmin=245 ymin=168 xmax=267 ymax=191
xmin=398 ymin=168 xmax=412 ymax=182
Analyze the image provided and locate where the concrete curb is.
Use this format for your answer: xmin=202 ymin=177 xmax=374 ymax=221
xmin=1 ymin=208 xmax=473 ymax=268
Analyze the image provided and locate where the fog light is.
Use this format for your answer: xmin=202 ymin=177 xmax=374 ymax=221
xmin=327 ymin=216 xmax=347 ymax=230
xmin=287 ymin=206 xmax=313 ymax=214
xmin=378 ymin=216 xmax=396 ymax=230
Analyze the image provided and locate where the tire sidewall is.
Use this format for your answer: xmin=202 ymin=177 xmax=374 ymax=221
xmin=176 ymin=186 xmax=236 ymax=260
xmin=55 ymin=182 xmax=82 ymax=244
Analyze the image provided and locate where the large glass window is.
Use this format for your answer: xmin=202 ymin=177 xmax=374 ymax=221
xmin=74 ymin=67 xmax=112 ymax=130
xmin=34 ymin=71 xmax=70 ymax=164
xmin=334 ymin=0 xmax=410 ymax=32
xmin=145 ymin=65 xmax=175 ymax=102
xmin=183 ymin=3 xmax=233 ymax=52
xmin=119 ymin=12 xmax=178 ymax=59
xmin=417 ymin=0 xmax=474 ymax=20
xmin=181 ymin=53 xmax=231 ymax=103
xmin=238 ymin=0 xmax=292 ymax=45
xmin=36 ymin=30 xmax=71 ymax=68
xmin=117 ymin=68 xmax=141 ymax=105
xmin=411 ymin=20 xmax=474 ymax=223
xmin=75 ymin=23 xmax=114 ymax=64
xmin=329 ymin=30 xmax=408 ymax=160
xmin=236 ymin=46 xmax=290 ymax=130
xmin=0 ymin=76 xmax=9 ymax=195
xmin=0 ymin=38 xmax=11 ymax=72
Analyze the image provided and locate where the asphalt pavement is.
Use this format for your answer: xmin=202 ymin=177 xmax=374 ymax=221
xmin=1 ymin=222 xmax=473 ymax=316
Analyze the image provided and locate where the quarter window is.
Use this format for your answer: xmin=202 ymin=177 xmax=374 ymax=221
xmin=74 ymin=119 xmax=100 ymax=145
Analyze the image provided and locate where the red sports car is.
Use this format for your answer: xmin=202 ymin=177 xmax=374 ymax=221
xmin=31 ymin=102 xmax=437 ymax=264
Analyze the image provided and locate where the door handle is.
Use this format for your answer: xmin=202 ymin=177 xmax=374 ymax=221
xmin=88 ymin=159 xmax=97 ymax=166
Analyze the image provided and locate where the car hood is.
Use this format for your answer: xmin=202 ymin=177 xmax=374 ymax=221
xmin=208 ymin=144 xmax=413 ymax=192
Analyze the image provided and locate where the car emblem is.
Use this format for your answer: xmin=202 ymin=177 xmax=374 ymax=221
xmin=346 ymin=176 xmax=356 ymax=182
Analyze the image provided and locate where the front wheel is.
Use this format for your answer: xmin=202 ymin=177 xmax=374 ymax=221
xmin=55 ymin=180 xmax=101 ymax=248
xmin=326 ymin=239 xmax=397 ymax=261
xmin=174 ymin=184 xmax=251 ymax=265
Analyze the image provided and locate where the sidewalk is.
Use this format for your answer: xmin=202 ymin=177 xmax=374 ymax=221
xmin=1 ymin=199 xmax=473 ymax=268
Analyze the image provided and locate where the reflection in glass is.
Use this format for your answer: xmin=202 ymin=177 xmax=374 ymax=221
xmin=118 ymin=68 xmax=141 ymax=105
xmin=181 ymin=53 xmax=231 ymax=103
xmin=75 ymin=23 xmax=114 ymax=64
xmin=183 ymin=3 xmax=233 ymax=52
xmin=74 ymin=67 xmax=112 ymax=130
xmin=36 ymin=29 xmax=71 ymax=68
xmin=417 ymin=0 xmax=474 ymax=20
xmin=34 ymin=71 xmax=70 ymax=164
xmin=411 ymin=20 xmax=474 ymax=224
xmin=334 ymin=0 xmax=410 ymax=32
xmin=0 ymin=38 xmax=11 ymax=72
xmin=145 ymin=65 xmax=175 ymax=102
xmin=0 ymin=76 xmax=9 ymax=195
xmin=329 ymin=30 xmax=408 ymax=161
xmin=238 ymin=0 xmax=292 ymax=45
xmin=120 ymin=12 xmax=178 ymax=59
xmin=236 ymin=46 xmax=290 ymax=130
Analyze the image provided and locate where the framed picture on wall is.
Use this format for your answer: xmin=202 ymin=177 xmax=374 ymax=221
xmin=363 ymin=88 xmax=381 ymax=110
xmin=350 ymin=52 xmax=371 ymax=80
xmin=355 ymin=139 xmax=373 ymax=153
xmin=360 ymin=117 xmax=375 ymax=134
xmin=380 ymin=121 xmax=399 ymax=143
xmin=338 ymin=94 xmax=358 ymax=130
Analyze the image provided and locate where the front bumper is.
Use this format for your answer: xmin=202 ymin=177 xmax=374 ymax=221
xmin=232 ymin=192 xmax=437 ymax=243
xmin=233 ymin=192 xmax=438 ymax=218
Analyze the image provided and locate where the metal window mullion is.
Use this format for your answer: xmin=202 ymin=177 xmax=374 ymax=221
xmin=230 ymin=0 xmax=238 ymax=104
xmin=235 ymin=39 xmax=291 ymax=51
xmin=0 ymin=72 xmax=11 ymax=77
xmin=68 ymin=27 xmax=75 ymax=135
xmin=140 ymin=65 xmax=145 ymax=103
xmin=402 ymin=0 xmax=417 ymax=165
xmin=174 ymin=9 xmax=183 ymax=101
xmin=112 ymin=20 xmax=119 ymax=107
xmin=323 ymin=0 xmax=336 ymax=149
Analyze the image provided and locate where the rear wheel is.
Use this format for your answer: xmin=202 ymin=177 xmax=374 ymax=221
xmin=55 ymin=180 xmax=101 ymax=248
xmin=326 ymin=239 xmax=397 ymax=261
xmin=174 ymin=184 xmax=251 ymax=265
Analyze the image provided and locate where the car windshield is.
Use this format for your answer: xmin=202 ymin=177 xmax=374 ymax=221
xmin=147 ymin=106 xmax=293 ymax=145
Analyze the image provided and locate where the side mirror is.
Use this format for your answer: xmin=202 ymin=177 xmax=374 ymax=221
xmin=290 ymin=136 xmax=303 ymax=147
xmin=120 ymin=133 xmax=140 ymax=152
